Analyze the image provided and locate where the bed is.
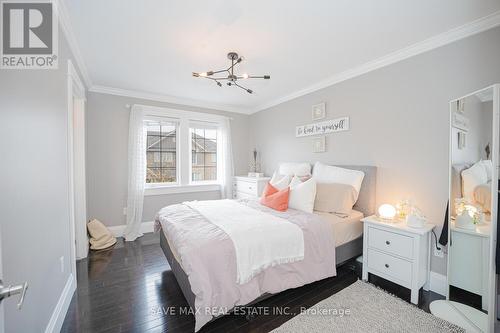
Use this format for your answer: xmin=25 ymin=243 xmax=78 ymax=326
xmin=156 ymin=165 xmax=376 ymax=331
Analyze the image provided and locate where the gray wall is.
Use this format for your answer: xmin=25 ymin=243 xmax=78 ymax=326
xmin=85 ymin=92 xmax=250 ymax=226
xmin=249 ymin=27 xmax=500 ymax=275
xmin=0 ymin=33 xmax=78 ymax=331
xmin=451 ymin=95 xmax=486 ymax=164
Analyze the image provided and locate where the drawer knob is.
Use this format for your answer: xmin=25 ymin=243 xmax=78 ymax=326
xmin=385 ymin=264 xmax=389 ymax=268
xmin=385 ymin=240 xmax=390 ymax=245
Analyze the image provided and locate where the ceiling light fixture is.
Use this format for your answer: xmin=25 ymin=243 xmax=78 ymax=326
xmin=192 ymin=52 xmax=270 ymax=94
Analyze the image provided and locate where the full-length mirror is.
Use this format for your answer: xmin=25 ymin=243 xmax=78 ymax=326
xmin=445 ymin=85 xmax=499 ymax=332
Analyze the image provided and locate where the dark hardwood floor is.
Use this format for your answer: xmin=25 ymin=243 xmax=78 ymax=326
xmin=61 ymin=233 xmax=443 ymax=333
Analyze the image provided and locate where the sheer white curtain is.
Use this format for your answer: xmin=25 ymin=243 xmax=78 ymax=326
xmin=220 ymin=118 xmax=234 ymax=199
xmin=123 ymin=106 xmax=147 ymax=241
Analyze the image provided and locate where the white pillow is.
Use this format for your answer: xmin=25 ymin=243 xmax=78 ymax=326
xmin=461 ymin=162 xmax=488 ymax=201
xmin=481 ymin=160 xmax=493 ymax=182
xmin=270 ymin=171 xmax=291 ymax=190
xmin=278 ymin=162 xmax=311 ymax=177
xmin=289 ymin=175 xmax=303 ymax=188
xmin=312 ymin=162 xmax=365 ymax=199
xmin=288 ymin=176 xmax=317 ymax=213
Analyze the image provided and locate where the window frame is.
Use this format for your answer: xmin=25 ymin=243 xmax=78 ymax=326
xmin=144 ymin=116 xmax=180 ymax=187
xmin=188 ymin=123 xmax=221 ymax=186
xmin=137 ymin=105 xmax=228 ymax=196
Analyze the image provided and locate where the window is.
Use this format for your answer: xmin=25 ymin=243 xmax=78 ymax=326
xmin=140 ymin=106 xmax=230 ymax=195
xmin=145 ymin=120 xmax=178 ymax=184
xmin=190 ymin=127 xmax=218 ymax=182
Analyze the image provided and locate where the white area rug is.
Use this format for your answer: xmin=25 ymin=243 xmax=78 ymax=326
xmin=272 ymin=280 xmax=465 ymax=333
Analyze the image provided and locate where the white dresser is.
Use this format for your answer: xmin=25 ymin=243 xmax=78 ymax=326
xmin=361 ymin=215 xmax=435 ymax=304
xmin=232 ymin=176 xmax=270 ymax=199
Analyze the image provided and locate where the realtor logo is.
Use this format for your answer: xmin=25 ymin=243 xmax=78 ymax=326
xmin=1 ymin=0 xmax=58 ymax=69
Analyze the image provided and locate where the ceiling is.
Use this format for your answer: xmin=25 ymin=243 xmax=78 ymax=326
xmin=65 ymin=0 xmax=500 ymax=113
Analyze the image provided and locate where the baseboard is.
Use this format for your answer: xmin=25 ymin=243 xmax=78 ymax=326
xmin=429 ymin=271 xmax=447 ymax=296
xmin=108 ymin=221 xmax=155 ymax=238
xmin=45 ymin=273 xmax=76 ymax=333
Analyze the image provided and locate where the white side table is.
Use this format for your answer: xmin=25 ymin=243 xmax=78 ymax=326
xmin=361 ymin=215 xmax=435 ymax=304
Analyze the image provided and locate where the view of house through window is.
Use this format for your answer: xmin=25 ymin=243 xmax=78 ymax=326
xmin=146 ymin=121 xmax=177 ymax=184
xmin=190 ymin=127 xmax=218 ymax=182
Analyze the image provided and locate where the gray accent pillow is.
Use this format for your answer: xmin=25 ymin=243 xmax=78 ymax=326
xmin=314 ymin=183 xmax=358 ymax=215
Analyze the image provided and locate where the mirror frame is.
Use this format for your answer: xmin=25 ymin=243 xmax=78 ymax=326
xmin=447 ymin=84 xmax=500 ymax=333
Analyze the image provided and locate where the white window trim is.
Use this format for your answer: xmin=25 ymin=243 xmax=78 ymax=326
xmin=144 ymin=183 xmax=221 ymax=196
xmin=144 ymin=116 xmax=180 ymax=187
xmin=188 ymin=124 xmax=221 ymax=186
xmin=137 ymin=104 xmax=228 ymax=195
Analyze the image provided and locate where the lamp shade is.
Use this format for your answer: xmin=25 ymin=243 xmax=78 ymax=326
xmin=378 ymin=204 xmax=396 ymax=220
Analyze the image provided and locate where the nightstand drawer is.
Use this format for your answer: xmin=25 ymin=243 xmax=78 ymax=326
xmin=234 ymin=181 xmax=257 ymax=195
xmin=367 ymin=249 xmax=412 ymax=284
xmin=368 ymin=227 xmax=413 ymax=259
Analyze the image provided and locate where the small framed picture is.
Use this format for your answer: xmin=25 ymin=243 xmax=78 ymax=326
xmin=452 ymin=112 xmax=469 ymax=132
xmin=312 ymin=102 xmax=326 ymax=121
xmin=458 ymin=131 xmax=466 ymax=150
xmin=312 ymin=136 xmax=326 ymax=153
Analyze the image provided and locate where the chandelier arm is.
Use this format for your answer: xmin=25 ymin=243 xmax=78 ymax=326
xmin=247 ymin=75 xmax=271 ymax=79
xmin=227 ymin=57 xmax=240 ymax=74
xmin=233 ymin=82 xmax=246 ymax=90
xmin=211 ymin=69 xmax=227 ymax=75
xmin=234 ymin=82 xmax=253 ymax=94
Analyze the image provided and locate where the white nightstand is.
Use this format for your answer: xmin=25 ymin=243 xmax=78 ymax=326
xmin=361 ymin=215 xmax=435 ymax=304
xmin=449 ymin=220 xmax=491 ymax=311
xmin=232 ymin=176 xmax=270 ymax=199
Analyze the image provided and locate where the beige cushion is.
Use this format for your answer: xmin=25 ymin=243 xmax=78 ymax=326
xmin=87 ymin=219 xmax=117 ymax=250
xmin=314 ymin=183 xmax=357 ymax=215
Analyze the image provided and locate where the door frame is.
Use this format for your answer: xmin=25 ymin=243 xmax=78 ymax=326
xmin=67 ymin=60 xmax=88 ymax=275
xmin=0 ymin=224 xmax=4 ymax=333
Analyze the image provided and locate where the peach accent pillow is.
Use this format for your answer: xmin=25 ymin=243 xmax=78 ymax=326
xmin=260 ymin=183 xmax=290 ymax=211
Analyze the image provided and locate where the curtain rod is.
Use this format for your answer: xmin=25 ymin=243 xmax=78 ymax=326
xmin=125 ymin=104 xmax=234 ymax=120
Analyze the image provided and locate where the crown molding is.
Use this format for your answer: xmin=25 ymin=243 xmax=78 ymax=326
xmin=89 ymin=85 xmax=252 ymax=114
xmin=53 ymin=0 xmax=92 ymax=88
xmin=251 ymin=10 xmax=500 ymax=113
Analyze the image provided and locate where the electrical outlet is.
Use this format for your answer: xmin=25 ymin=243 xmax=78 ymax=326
xmin=59 ymin=256 xmax=64 ymax=273
xmin=123 ymin=207 xmax=127 ymax=215
xmin=433 ymin=247 xmax=444 ymax=258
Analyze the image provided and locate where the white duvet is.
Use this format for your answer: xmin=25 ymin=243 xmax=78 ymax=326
xmin=185 ymin=199 xmax=305 ymax=284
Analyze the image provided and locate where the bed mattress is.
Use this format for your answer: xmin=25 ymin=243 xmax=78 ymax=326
xmin=315 ymin=210 xmax=364 ymax=247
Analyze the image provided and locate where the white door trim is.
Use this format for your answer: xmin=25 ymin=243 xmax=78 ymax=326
xmin=0 ymin=224 xmax=4 ymax=333
xmin=67 ymin=60 xmax=88 ymax=268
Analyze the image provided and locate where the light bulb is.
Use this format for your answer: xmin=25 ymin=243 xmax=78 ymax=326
xmin=199 ymin=72 xmax=207 ymax=77
xmin=242 ymin=73 xmax=249 ymax=79
xmin=378 ymin=204 xmax=396 ymax=220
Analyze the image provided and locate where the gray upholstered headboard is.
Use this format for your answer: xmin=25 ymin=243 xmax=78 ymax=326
xmin=314 ymin=165 xmax=377 ymax=217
